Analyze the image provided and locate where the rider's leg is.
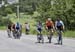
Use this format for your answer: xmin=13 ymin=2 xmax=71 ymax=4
xmin=60 ymin=30 xmax=62 ymax=45
xmin=49 ymin=29 xmax=53 ymax=43
xmin=26 ymin=29 xmax=29 ymax=35
xmin=37 ymin=30 xmax=40 ymax=43
xmin=40 ymin=30 xmax=44 ymax=43
xmin=13 ymin=30 xmax=15 ymax=38
xmin=8 ymin=29 xmax=11 ymax=38
xmin=20 ymin=29 xmax=22 ymax=36
xmin=58 ymin=30 xmax=62 ymax=45
xmin=17 ymin=29 xmax=20 ymax=39
xmin=15 ymin=29 xmax=19 ymax=39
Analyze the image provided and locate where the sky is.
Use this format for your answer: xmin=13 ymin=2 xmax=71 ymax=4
xmin=7 ymin=0 xmax=18 ymax=4
xmin=0 ymin=0 xmax=18 ymax=7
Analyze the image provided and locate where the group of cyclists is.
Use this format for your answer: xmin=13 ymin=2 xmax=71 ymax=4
xmin=7 ymin=22 xmax=22 ymax=39
xmin=37 ymin=17 xmax=64 ymax=45
xmin=7 ymin=17 xmax=64 ymax=45
xmin=7 ymin=21 xmax=30 ymax=39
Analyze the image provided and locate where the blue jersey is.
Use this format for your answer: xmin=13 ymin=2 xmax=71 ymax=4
xmin=16 ymin=23 xmax=20 ymax=30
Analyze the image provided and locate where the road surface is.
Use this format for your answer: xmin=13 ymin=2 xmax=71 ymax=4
xmin=0 ymin=30 xmax=75 ymax=52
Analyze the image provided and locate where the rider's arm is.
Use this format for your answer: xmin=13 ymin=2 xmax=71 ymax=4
xmin=55 ymin=21 xmax=57 ymax=30
xmin=45 ymin=22 xmax=48 ymax=30
xmin=60 ymin=21 xmax=65 ymax=30
xmin=52 ymin=21 xmax=54 ymax=29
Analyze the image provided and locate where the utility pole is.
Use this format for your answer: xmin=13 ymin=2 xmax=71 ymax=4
xmin=51 ymin=0 xmax=54 ymax=9
xmin=16 ymin=0 xmax=20 ymax=21
xmin=17 ymin=5 xmax=19 ymax=21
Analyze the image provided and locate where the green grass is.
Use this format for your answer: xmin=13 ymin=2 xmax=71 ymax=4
xmin=0 ymin=26 xmax=6 ymax=30
xmin=63 ymin=31 xmax=75 ymax=38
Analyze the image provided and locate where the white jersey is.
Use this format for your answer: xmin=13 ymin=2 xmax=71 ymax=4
xmin=55 ymin=20 xmax=64 ymax=27
xmin=25 ymin=24 xmax=30 ymax=30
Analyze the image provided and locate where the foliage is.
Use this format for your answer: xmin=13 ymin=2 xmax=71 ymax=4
xmin=0 ymin=15 xmax=12 ymax=26
xmin=0 ymin=0 xmax=75 ymax=30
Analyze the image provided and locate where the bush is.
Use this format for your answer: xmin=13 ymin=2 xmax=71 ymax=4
xmin=5 ymin=8 xmax=13 ymax=14
xmin=0 ymin=16 xmax=12 ymax=26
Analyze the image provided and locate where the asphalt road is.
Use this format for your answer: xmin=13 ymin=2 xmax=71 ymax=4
xmin=0 ymin=30 xmax=75 ymax=52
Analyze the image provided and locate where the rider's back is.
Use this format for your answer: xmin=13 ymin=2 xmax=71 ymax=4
xmin=46 ymin=20 xmax=54 ymax=27
xmin=16 ymin=23 xmax=20 ymax=30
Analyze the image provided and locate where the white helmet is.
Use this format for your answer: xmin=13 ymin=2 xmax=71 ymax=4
xmin=48 ymin=18 xmax=51 ymax=21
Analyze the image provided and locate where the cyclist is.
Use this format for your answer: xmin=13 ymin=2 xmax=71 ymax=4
xmin=37 ymin=21 xmax=44 ymax=43
xmin=46 ymin=18 xmax=54 ymax=43
xmin=55 ymin=18 xmax=64 ymax=45
xmin=15 ymin=22 xmax=21 ymax=39
xmin=7 ymin=22 xmax=12 ymax=38
xmin=25 ymin=22 xmax=30 ymax=35
xmin=12 ymin=23 xmax=16 ymax=38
